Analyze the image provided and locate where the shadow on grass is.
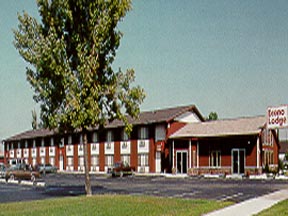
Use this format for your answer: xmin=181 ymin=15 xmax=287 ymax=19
xmin=45 ymin=185 xmax=127 ymax=197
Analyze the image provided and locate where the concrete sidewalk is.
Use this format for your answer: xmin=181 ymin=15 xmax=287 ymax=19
xmin=205 ymin=189 xmax=288 ymax=216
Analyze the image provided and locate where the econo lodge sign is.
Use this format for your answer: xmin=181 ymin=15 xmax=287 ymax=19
xmin=267 ymin=105 xmax=288 ymax=129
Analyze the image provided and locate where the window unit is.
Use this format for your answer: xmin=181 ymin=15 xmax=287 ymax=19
xmin=92 ymin=132 xmax=98 ymax=143
xmin=210 ymin=151 xmax=221 ymax=168
xmin=121 ymin=155 xmax=130 ymax=166
xmin=106 ymin=130 xmax=114 ymax=143
xmin=138 ymin=127 xmax=149 ymax=140
xmin=105 ymin=155 xmax=114 ymax=167
xmin=138 ymin=154 xmax=149 ymax=167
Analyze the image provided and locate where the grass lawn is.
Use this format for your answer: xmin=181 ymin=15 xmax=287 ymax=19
xmin=256 ymin=199 xmax=288 ymax=216
xmin=0 ymin=195 xmax=232 ymax=216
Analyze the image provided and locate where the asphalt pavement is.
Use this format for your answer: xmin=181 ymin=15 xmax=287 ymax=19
xmin=1 ymin=173 xmax=288 ymax=215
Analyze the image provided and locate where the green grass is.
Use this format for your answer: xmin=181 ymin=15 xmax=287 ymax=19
xmin=0 ymin=195 xmax=232 ymax=216
xmin=256 ymin=199 xmax=288 ymax=216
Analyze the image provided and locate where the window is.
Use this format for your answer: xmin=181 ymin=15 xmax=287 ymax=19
xmin=138 ymin=127 xmax=149 ymax=140
xmin=210 ymin=151 xmax=221 ymax=167
xmin=262 ymin=129 xmax=273 ymax=146
xmin=106 ymin=131 xmax=114 ymax=143
xmin=41 ymin=138 xmax=45 ymax=147
xmin=263 ymin=150 xmax=274 ymax=166
xmin=50 ymin=138 xmax=54 ymax=146
xmin=122 ymin=130 xmax=129 ymax=141
xmin=78 ymin=156 xmax=84 ymax=171
xmin=121 ymin=155 xmax=130 ymax=166
xmin=91 ymin=156 xmax=99 ymax=166
xmin=49 ymin=157 xmax=55 ymax=166
xmin=67 ymin=157 xmax=73 ymax=167
xmin=105 ymin=155 xmax=114 ymax=166
xmin=68 ymin=135 xmax=72 ymax=145
xmin=138 ymin=154 xmax=149 ymax=166
xmin=92 ymin=132 xmax=98 ymax=143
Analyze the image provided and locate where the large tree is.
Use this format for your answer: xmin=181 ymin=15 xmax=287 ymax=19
xmin=14 ymin=0 xmax=145 ymax=195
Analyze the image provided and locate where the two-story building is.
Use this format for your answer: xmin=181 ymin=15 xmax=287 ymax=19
xmin=3 ymin=105 xmax=279 ymax=176
xmin=3 ymin=105 xmax=204 ymax=173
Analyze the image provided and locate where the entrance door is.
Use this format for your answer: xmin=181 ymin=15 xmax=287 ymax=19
xmin=232 ymin=149 xmax=245 ymax=174
xmin=176 ymin=151 xmax=188 ymax=174
xmin=59 ymin=155 xmax=64 ymax=171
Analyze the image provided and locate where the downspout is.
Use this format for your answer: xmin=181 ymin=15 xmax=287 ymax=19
xmin=257 ymin=136 xmax=260 ymax=169
xmin=189 ymin=139 xmax=192 ymax=169
xmin=197 ymin=141 xmax=199 ymax=168
xmin=172 ymin=140 xmax=175 ymax=169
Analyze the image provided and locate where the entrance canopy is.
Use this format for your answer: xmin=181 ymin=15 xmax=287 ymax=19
xmin=170 ymin=116 xmax=266 ymax=139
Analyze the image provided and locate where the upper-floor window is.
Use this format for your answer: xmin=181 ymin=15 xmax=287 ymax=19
xmin=262 ymin=129 xmax=273 ymax=146
xmin=138 ymin=127 xmax=149 ymax=140
xmin=68 ymin=135 xmax=72 ymax=145
xmin=18 ymin=142 xmax=21 ymax=149
xmin=122 ymin=129 xmax=129 ymax=141
xmin=92 ymin=132 xmax=98 ymax=143
xmin=25 ymin=141 xmax=28 ymax=148
xmin=155 ymin=124 xmax=166 ymax=141
xmin=106 ymin=130 xmax=114 ymax=143
xmin=41 ymin=138 xmax=45 ymax=147
xmin=50 ymin=138 xmax=54 ymax=146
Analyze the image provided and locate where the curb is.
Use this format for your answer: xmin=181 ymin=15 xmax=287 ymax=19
xmin=0 ymin=178 xmax=46 ymax=187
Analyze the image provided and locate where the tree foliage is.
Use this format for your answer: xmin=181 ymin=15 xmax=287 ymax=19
xmin=14 ymin=0 xmax=145 ymax=195
xmin=14 ymin=0 xmax=145 ymax=134
xmin=207 ymin=112 xmax=218 ymax=121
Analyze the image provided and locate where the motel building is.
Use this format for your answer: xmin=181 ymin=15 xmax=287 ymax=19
xmin=2 ymin=104 xmax=283 ymax=176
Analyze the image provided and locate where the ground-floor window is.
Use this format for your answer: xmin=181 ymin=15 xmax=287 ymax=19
xmin=67 ymin=156 xmax=74 ymax=171
xmin=138 ymin=154 xmax=149 ymax=167
xmin=78 ymin=156 xmax=84 ymax=171
xmin=91 ymin=155 xmax=99 ymax=166
xmin=49 ymin=157 xmax=55 ymax=166
xmin=263 ymin=150 xmax=274 ymax=166
xmin=210 ymin=151 xmax=221 ymax=167
xmin=121 ymin=154 xmax=130 ymax=165
xmin=41 ymin=157 xmax=45 ymax=164
xmin=105 ymin=155 xmax=114 ymax=167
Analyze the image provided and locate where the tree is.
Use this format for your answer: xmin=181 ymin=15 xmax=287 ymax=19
xmin=31 ymin=109 xmax=43 ymax=130
xmin=14 ymin=0 xmax=145 ymax=196
xmin=207 ymin=112 xmax=218 ymax=121
xmin=31 ymin=109 xmax=38 ymax=130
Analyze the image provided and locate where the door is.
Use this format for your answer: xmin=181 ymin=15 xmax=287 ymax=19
xmin=232 ymin=149 xmax=245 ymax=174
xmin=176 ymin=151 xmax=188 ymax=174
xmin=59 ymin=155 xmax=64 ymax=171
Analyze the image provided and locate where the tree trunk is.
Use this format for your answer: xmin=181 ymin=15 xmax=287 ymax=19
xmin=83 ymin=130 xmax=92 ymax=196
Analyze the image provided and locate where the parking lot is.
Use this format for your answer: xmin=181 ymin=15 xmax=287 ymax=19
xmin=1 ymin=173 xmax=288 ymax=203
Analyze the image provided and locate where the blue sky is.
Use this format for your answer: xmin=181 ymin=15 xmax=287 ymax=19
xmin=1 ymin=0 xmax=288 ymax=139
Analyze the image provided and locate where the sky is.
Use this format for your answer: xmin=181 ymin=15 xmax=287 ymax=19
xmin=0 ymin=0 xmax=288 ymax=140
